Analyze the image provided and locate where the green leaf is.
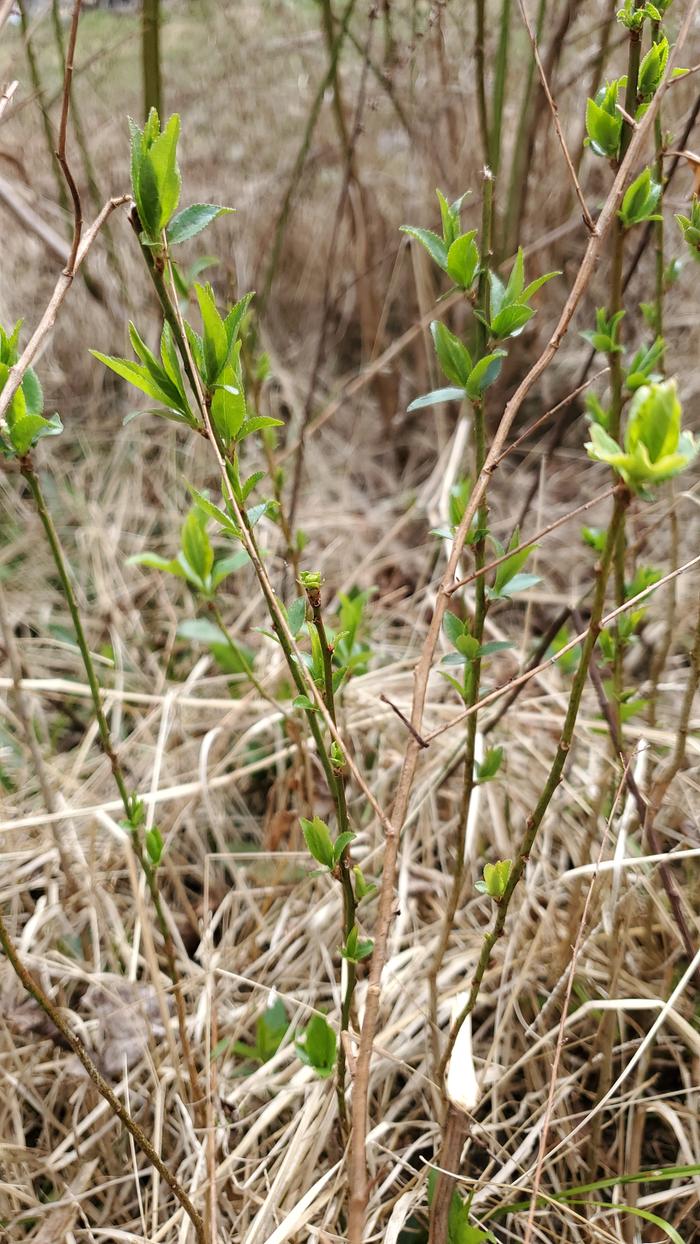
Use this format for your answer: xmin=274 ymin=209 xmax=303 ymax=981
xmin=287 ymin=596 xmax=307 ymax=636
xmin=477 ymin=640 xmax=513 ymax=656
xmin=247 ymin=499 xmax=276 ymax=528
xmin=505 ymin=246 xmax=525 ymax=302
xmin=585 ymin=94 xmax=622 ymax=158
xmin=237 ymin=415 xmax=284 ymax=440
xmin=223 ymin=292 xmax=255 ymax=348
xmin=195 ymin=283 xmax=229 ymax=384
xmin=619 ymin=167 xmax=662 ymax=228
xmin=181 ymin=509 xmax=213 ymax=582
xmin=431 ymin=321 xmax=472 ymax=386
xmin=148 ymin=112 xmax=181 ymax=230
xmin=128 ymin=551 xmax=188 ymax=579
xmin=8 ymin=411 xmax=62 ymax=455
xmin=490 ymin=571 xmax=541 ymax=598
xmin=166 ymin=203 xmax=233 ymax=245
xmin=159 ymin=323 xmax=188 ymax=404
xmin=90 ymin=351 xmax=173 ymax=406
xmin=477 ymin=746 xmax=504 ymax=781
xmin=638 ymin=34 xmax=669 ymax=99
xmin=333 ymin=830 xmax=356 ymax=863
xmin=400 ymin=225 xmax=448 ymax=271
xmin=407 ymin=386 xmax=465 ymax=411
xmin=241 ymin=470 xmax=265 ymax=501
xmin=353 ymin=865 xmax=376 ymax=901
xmin=186 ymin=485 xmax=240 ymax=537
xmin=255 ymin=999 xmax=288 ymax=1061
xmin=136 ymin=151 xmax=162 ymax=238
xmin=568 ymin=1203 xmax=683 ymax=1244
xmin=466 ymin=350 xmax=507 ymax=399
xmin=292 ymin=694 xmax=316 ymax=710
xmin=520 ymin=270 xmax=561 ymax=302
xmin=625 ymin=378 xmax=680 ymax=462
xmin=443 ymin=611 xmax=465 ymax=647
xmin=178 ymin=618 xmax=228 ymax=645
xmin=446 ymin=231 xmax=479 ymax=288
xmin=128 ymin=322 xmax=189 ymax=414
xmin=436 ymin=188 xmax=459 ymax=247
xmin=341 ymin=924 xmax=374 ymax=962
xmin=456 ymin=633 xmax=480 ymax=659
xmin=439 ymin=671 xmax=468 ymax=701
xmin=295 ymin=1014 xmax=337 ymax=1077
xmin=476 ymin=858 xmax=511 ymax=898
xmin=492 ymin=530 xmax=535 ymax=594
xmin=488 ymin=270 xmax=507 ymax=320
xmin=490 ymin=303 xmax=534 ymax=339
xmin=490 ymin=1163 xmax=700 ymax=1220
xmin=21 ymin=368 xmax=43 ymax=416
xmin=211 ymin=361 xmax=246 ymax=444
xmin=145 ymin=826 xmax=164 ymax=865
xmin=300 ymin=816 xmax=335 ymax=869
xmin=211 ymin=550 xmax=250 ymax=587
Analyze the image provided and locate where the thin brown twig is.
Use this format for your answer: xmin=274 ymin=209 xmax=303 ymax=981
xmin=288 ymin=3 xmax=373 ymax=535
xmin=345 ymin=7 xmax=700 ymax=1226
xmin=379 ymin=694 xmax=429 ymax=748
xmin=515 ymin=0 xmax=595 ymax=233
xmin=56 ymin=0 xmax=83 ymax=270
xmin=447 ymin=485 xmax=615 ymax=597
xmin=428 ymin=550 xmax=700 ymax=745
xmin=572 ymin=609 xmax=697 ymax=969
xmin=522 ymin=762 xmax=628 ymax=1244
xmin=0 ymin=195 xmax=131 ymax=421
xmin=491 ymin=368 xmax=609 ymax=468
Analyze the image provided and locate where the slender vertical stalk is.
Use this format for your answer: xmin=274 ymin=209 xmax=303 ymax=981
xmin=307 ymin=585 xmax=357 ymax=1127
xmin=592 ymin=14 xmax=641 ymax=1114
xmin=503 ymin=0 xmax=575 ymax=258
xmin=19 ymin=456 xmax=203 ymax=1117
xmin=428 ymin=170 xmax=493 ymax=1068
xmin=474 ymin=0 xmax=490 ymax=165
xmin=429 ymin=486 xmax=631 ymax=1243
xmin=260 ymin=0 xmax=358 ymax=306
xmin=503 ymin=0 xmax=547 ymax=254
xmin=142 ymin=0 xmax=162 ymax=119
xmin=651 ymin=20 xmax=665 ymax=358
xmin=147 ymin=248 xmax=376 ymax=1136
xmin=51 ymin=0 xmax=127 ymax=295
xmin=17 ymin=0 xmax=70 ymax=221
xmin=490 ymin=0 xmax=511 ymax=176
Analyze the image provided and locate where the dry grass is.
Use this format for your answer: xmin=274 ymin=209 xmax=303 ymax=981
xmin=1 ymin=1 xmax=700 ymax=1242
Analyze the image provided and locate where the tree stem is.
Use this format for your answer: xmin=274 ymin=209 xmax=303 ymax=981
xmin=429 ymin=485 xmax=630 ymax=1243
